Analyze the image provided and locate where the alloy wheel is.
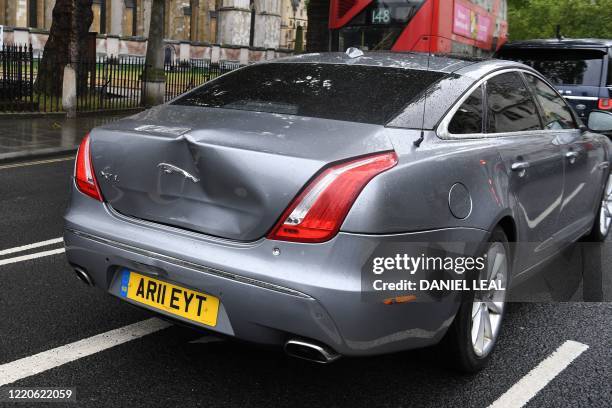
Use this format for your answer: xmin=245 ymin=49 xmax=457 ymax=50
xmin=599 ymin=174 xmax=612 ymax=237
xmin=471 ymin=242 xmax=508 ymax=357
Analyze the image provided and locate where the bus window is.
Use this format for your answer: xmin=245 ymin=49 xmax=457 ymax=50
xmin=330 ymin=0 xmax=508 ymax=55
xmin=333 ymin=0 xmax=425 ymax=51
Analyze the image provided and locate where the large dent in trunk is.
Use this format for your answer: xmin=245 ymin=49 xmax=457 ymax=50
xmin=91 ymin=105 xmax=395 ymax=241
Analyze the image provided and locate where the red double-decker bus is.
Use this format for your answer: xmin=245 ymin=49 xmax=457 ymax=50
xmin=329 ymin=0 xmax=508 ymax=55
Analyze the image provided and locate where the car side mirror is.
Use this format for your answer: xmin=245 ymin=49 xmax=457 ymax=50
xmin=587 ymin=110 xmax=612 ymax=133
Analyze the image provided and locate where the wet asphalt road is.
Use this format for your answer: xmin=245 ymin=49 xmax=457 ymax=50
xmin=0 ymin=157 xmax=610 ymax=408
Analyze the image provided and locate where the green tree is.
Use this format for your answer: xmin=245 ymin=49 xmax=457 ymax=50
xmin=507 ymin=0 xmax=612 ymax=41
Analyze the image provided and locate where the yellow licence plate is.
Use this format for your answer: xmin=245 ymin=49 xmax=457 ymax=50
xmin=119 ymin=269 xmax=219 ymax=327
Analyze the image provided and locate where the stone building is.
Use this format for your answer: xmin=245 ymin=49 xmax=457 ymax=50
xmin=0 ymin=0 xmax=305 ymax=59
xmin=280 ymin=0 xmax=306 ymax=50
xmin=0 ymin=1 xmax=220 ymax=42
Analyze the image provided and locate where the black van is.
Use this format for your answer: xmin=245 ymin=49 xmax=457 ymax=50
xmin=496 ymin=39 xmax=612 ymax=120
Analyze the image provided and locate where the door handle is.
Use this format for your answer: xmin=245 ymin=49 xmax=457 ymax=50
xmin=565 ymin=151 xmax=579 ymax=164
xmin=511 ymin=161 xmax=530 ymax=171
xmin=511 ymin=161 xmax=530 ymax=177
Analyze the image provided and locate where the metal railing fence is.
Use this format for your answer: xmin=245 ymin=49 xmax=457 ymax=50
xmin=0 ymin=44 xmax=243 ymax=113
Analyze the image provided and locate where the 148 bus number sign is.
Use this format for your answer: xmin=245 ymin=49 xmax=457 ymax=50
xmin=371 ymin=8 xmax=391 ymax=24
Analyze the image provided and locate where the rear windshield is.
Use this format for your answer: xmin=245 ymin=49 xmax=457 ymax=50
xmin=608 ymin=54 xmax=612 ymax=87
xmin=172 ymin=63 xmax=444 ymax=125
xmin=498 ymin=49 xmax=605 ymax=86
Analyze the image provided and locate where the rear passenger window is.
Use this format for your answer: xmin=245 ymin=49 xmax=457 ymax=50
xmin=448 ymin=85 xmax=484 ymax=134
xmin=486 ymin=72 xmax=542 ymax=133
xmin=524 ymin=74 xmax=577 ymax=130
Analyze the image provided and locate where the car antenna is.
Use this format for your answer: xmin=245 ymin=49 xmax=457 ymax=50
xmin=414 ymin=4 xmax=436 ymax=148
xmin=413 ymin=128 xmax=425 ymax=148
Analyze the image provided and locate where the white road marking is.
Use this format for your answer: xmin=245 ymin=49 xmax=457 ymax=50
xmin=0 ymin=156 xmax=73 ymax=171
xmin=488 ymin=340 xmax=589 ymax=408
xmin=0 ymin=248 xmax=66 ymax=267
xmin=0 ymin=237 xmax=63 ymax=257
xmin=0 ymin=318 xmax=172 ymax=387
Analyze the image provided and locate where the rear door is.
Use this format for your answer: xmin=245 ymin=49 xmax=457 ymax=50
xmin=484 ymin=71 xmax=565 ymax=272
xmin=524 ymin=72 xmax=606 ymax=242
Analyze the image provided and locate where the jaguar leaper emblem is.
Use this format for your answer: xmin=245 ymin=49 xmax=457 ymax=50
xmin=157 ymin=163 xmax=200 ymax=183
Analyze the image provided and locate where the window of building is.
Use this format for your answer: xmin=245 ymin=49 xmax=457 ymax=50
xmin=249 ymin=0 xmax=256 ymax=47
xmin=28 ymin=0 xmax=38 ymax=28
xmin=124 ymin=0 xmax=137 ymax=36
xmin=92 ymin=0 xmax=106 ymax=34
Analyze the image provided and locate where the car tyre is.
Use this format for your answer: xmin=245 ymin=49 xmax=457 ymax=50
xmin=587 ymin=172 xmax=612 ymax=242
xmin=443 ymin=227 xmax=510 ymax=373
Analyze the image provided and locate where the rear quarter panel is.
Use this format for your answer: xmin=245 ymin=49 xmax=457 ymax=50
xmin=342 ymin=129 xmax=514 ymax=235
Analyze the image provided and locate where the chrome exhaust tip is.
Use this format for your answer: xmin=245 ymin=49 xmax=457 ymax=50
xmin=74 ymin=266 xmax=94 ymax=286
xmin=284 ymin=339 xmax=340 ymax=364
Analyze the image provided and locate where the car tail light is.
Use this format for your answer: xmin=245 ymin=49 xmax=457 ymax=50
xmin=599 ymin=98 xmax=612 ymax=110
xmin=267 ymin=151 xmax=398 ymax=243
xmin=75 ymin=134 xmax=103 ymax=202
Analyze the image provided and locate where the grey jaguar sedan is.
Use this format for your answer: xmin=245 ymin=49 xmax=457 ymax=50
xmin=64 ymin=51 xmax=612 ymax=372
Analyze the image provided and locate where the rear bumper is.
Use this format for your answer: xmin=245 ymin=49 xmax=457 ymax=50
xmin=64 ymin=185 xmax=489 ymax=356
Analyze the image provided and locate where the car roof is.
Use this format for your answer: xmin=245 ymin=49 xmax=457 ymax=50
xmin=268 ymin=51 xmax=487 ymax=74
xmin=500 ymin=38 xmax=612 ymax=50
xmin=266 ymin=51 xmax=534 ymax=80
